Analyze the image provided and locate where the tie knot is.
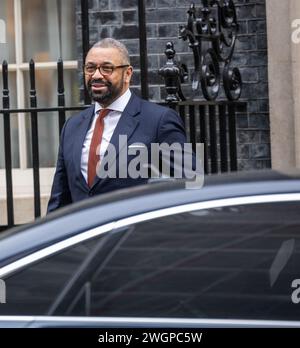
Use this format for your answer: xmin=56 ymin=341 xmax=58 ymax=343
xmin=98 ymin=108 xmax=111 ymax=119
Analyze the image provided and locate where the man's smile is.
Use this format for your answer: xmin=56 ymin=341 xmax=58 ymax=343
xmin=91 ymin=81 xmax=109 ymax=91
xmin=92 ymin=85 xmax=107 ymax=91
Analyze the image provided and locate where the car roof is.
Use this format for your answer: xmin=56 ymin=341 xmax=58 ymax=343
xmin=14 ymin=167 xmax=300 ymax=222
xmin=17 ymin=167 xmax=300 ymax=228
xmin=1 ymin=168 xmax=300 ymax=266
xmin=46 ymin=167 xmax=300 ymax=216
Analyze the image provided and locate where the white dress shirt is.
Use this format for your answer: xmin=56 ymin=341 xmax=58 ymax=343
xmin=81 ymin=89 xmax=132 ymax=183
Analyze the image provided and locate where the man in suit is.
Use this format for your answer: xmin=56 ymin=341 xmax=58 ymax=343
xmin=47 ymin=38 xmax=192 ymax=213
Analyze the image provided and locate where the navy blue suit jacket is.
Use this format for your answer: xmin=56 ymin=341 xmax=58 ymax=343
xmin=47 ymin=92 xmax=188 ymax=213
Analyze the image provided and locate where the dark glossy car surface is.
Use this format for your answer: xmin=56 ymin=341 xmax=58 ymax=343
xmin=1 ymin=169 xmax=300 ymax=327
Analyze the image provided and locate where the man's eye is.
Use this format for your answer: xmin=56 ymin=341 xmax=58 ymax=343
xmin=102 ymin=66 xmax=113 ymax=73
xmin=86 ymin=66 xmax=96 ymax=72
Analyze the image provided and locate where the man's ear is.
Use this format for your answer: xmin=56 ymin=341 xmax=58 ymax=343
xmin=124 ymin=66 xmax=133 ymax=84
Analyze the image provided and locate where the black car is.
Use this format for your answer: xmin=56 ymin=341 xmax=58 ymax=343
xmin=0 ymin=169 xmax=300 ymax=327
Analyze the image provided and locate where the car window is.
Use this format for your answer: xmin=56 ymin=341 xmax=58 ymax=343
xmin=1 ymin=201 xmax=300 ymax=321
xmin=0 ymin=229 xmax=125 ymax=316
xmin=69 ymin=202 xmax=300 ymax=321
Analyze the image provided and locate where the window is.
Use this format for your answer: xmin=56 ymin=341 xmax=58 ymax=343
xmin=0 ymin=229 xmax=119 ymax=315
xmin=0 ymin=0 xmax=79 ymax=169
xmin=1 ymin=201 xmax=300 ymax=321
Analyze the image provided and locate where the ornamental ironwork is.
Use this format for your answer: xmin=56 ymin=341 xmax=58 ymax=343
xmin=159 ymin=0 xmax=242 ymax=102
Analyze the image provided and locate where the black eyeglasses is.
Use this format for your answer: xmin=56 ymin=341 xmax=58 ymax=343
xmin=83 ymin=63 xmax=130 ymax=76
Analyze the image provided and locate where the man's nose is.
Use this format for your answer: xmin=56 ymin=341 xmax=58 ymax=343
xmin=91 ymin=67 xmax=104 ymax=79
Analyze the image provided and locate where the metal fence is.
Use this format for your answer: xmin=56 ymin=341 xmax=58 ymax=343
xmin=156 ymin=0 xmax=247 ymax=173
xmin=1 ymin=59 xmax=88 ymax=228
xmin=0 ymin=0 xmax=246 ymax=230
xmin=170 ymin=100 xmax=245 ymax=174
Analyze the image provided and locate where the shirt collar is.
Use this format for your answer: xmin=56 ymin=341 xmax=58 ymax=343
xmin=95 ymin=89 xmax=132 ymax=114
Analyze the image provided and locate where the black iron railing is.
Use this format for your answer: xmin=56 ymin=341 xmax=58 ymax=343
xmin=1 ymin=59 xmax=87 ymax=229
xmin=159 ymin=0 xmax=242 ymax=102
xmin=164 ymin=100 xmax=246 ymax=174
xmin=158 ymin=0 xmax=246 ymax=174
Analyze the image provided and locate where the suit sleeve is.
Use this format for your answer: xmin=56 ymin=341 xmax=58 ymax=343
xmin=157 ymin=108 xmax=187 ymax=145
xmin=157 ymin=108 xmax=197 ymax=176
xmin=47 ymin=120 xmax=72 ymax=213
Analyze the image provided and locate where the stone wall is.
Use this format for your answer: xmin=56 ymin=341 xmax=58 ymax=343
xmin=76 ymin=0 xmax=270 ymax=170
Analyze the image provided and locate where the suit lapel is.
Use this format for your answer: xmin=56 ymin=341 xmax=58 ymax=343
xmin=92 ymin=93 xmax=141 ymax=188
xmin=73 ymin=105 xmax=95 ymax=191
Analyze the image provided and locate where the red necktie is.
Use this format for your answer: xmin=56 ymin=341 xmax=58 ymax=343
xmin=87 ymin=109 xmax=110 ymax=187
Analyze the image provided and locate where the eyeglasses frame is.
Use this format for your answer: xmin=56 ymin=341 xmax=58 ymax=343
xmin=83 ymin=63 xmax=130 ymax=76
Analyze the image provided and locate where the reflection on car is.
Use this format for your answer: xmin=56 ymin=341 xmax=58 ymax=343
xmin=0 ymin=169 xmax=300 ymax=327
